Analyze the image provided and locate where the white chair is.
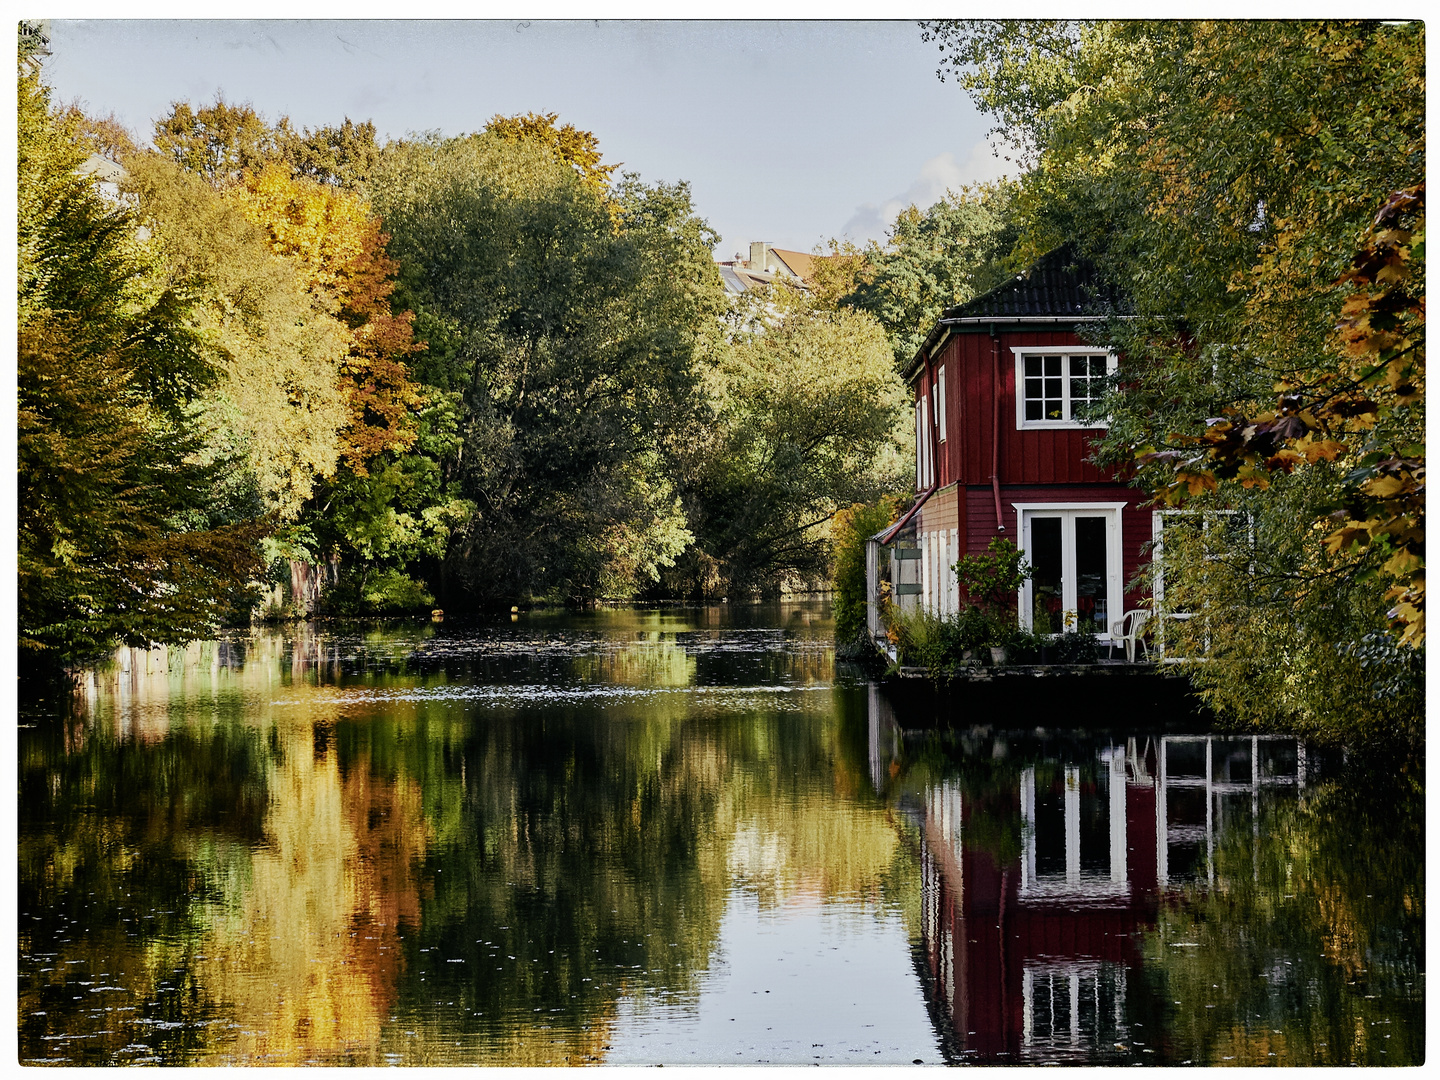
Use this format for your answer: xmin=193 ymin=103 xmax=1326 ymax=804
xmin=1109 ymin=609 xmax=1150 ymax=662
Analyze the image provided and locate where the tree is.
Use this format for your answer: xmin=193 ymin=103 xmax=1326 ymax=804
xmin=18 ymin=68 xmax=266 ymax=664
xmin=840 ymin=183 xmax=1017 ymax=366
xmin=277 ymin=116 xmax=382 ymax=189
xmin=483 ymin=111 xmax=619 ymax=192
xmin=370 ymin=131 xmax=723 ymax=604
xmin=152 ymin=96 xmax=277 ymax=185
xmin=923 ymin=19 xmax=1424 ymax=736
xmin=812 ymin=185 xmax=1017 ymax=366
xmin=225 ymin=162 xmax=424 ymax=472
xmin=673 ymin=291 xmax=912 ymax=597
xmin=831 ymin=495 xmax=905 ymax=643
xmin=121 ymin=152 xmax=352 ymax=520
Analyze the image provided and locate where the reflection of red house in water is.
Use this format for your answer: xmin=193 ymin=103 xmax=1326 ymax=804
xmin=909 ymin=733 xmax=1308 ymax=1062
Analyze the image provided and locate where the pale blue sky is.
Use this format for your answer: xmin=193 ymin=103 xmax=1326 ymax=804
xmin=41 ymin=19 xmax=1014 ymax=258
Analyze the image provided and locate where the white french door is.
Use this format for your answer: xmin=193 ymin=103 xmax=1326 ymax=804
xmin=1015 ymin=504 xmax=1125 ymax=636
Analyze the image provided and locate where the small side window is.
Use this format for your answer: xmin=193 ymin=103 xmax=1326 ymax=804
xmin=937 ymin=366 xmax=947 ymax=442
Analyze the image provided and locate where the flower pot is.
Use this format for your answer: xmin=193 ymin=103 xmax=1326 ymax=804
xmin=989 ymin=646 xmax=1008 ymax=666
xmin=1038 ymin=645 xmax=1056 ymax=664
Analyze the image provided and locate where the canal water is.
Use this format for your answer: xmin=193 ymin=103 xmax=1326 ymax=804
xmin=17 ymin=603 xmax=1423 ymax=1065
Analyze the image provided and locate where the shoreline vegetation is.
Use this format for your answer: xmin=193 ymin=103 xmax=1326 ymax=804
xmin=18 ymin=21 xmax=1422 ymax=752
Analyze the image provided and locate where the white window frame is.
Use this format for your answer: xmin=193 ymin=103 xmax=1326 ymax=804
xmin=1013 ymin=502 xmax=1127 ymax=637
xmin=937 ymin=365 xmax=947 ymax=443
xmin=914 ymin=393 xmax=932 ymax=489
xmin=1151 ymin=509 xmax=1254 ymax=661
xmin=1012 ymin=347 xmax=1118 ymax=431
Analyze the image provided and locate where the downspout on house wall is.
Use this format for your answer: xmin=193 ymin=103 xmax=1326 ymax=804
xmin=991 ymin=324 xmax=1005 ymax=532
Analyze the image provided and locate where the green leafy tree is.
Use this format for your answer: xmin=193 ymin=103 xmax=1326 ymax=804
xmin=672 ymin=292 xmax=912 ymax=597
xmin=121 ymin=152 xmax=353 ymax=520
xmin=483 ymin=110 xmax=619 ymax=192
xmin=840 ymin=183 xmax=1018 ymax=365
xmin=277 ymin=116 xmax=382 ymax=189
xmin=18 ymin=67 xmax=266 ymax=665
xmin=830 ymin=495 xmax=905 ymax=643
xmin=152 ymin=96 xmax=277 ymax=184
xmin=370 ymin=131 xmax=723 ymax=604
xmin=953 ymin=537 xmax=1031 ymax=616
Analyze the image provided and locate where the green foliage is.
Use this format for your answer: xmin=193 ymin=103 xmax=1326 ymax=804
xmin=953 ymin=536 xmax=1031 ymax=615
xmin=880 ymin=537 xmax=1038 ymax=673
xmin=883 ymin=603 xmax=1017 ymax=676
xmin=1144 ymin=771 xmax=1424 ymax=1063
xmin=925 ymin=19 xmax=1425 ymax=736
xmin=483 ymin=111 xmax=619 ymax=192
xmin=1154 ymin=480 xmax=1423 ymax=746
xmin=121 ymin=151 xmax=352 ymax=519
xmin=830 ymin=496 xmax=905 ymax=643
xmin=370 ymin=133 xmax=722 ymax=604
xmin=152 ymin=95 xmax=277 ymax=184
xmin=278 ymin=116 xmax=382 ymax=189
xmin=837 ymin=183 xmax=1018 ymax=365
xmin=670 ymin=293 xmax=912 ymax=598
xmin=18 ymin=67 xmax=267 ymax=665
xmin=336 ymin=568 xmax=435 ymax=615
xmin=1050 ymin=627 xmax=1100 ymax=664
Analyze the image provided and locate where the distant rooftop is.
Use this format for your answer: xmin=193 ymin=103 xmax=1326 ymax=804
xmin=716 ymin=241 xmax=831 ymax=295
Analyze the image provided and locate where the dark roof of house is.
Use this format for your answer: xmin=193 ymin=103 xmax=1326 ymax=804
xmin=906 ymin=243 xmax=1127 ymax=378
xmin=947 ymin=242 xmax=1114 ymax=320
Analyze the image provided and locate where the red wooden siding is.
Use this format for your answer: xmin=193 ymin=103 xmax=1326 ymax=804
xmin=912 ymin=326 xmax=1152 ymax=604
xmin=921 ymin=329 xmax=1115 ymax=489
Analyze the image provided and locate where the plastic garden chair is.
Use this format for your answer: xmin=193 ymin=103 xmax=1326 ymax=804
xmin=1109 ymin=610 xmax=1150 ymax=662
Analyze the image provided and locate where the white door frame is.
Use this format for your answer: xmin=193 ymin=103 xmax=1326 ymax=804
xmin=1013 ymin=502 xmax=1127 ymax=636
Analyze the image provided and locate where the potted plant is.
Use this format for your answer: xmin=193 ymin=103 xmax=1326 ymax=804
xmin=952 ymin=539 xmax=1032 ymax=668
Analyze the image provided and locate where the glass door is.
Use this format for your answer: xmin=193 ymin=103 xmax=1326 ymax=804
xmin=1020 ymin=509 xmax=1120 ymax=635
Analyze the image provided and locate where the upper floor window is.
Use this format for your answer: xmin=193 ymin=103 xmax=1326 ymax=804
xmin=1012 ymin=348 xmax=1117 ymax=430
xmin=915 ymin=393 xmax=932 ymax=489
xmin=937 ymin=366 xmax=947 ymax=443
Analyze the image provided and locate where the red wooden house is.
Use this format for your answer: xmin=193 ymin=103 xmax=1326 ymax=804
xmin=869 ymin=244 xmax=1150 ymax=643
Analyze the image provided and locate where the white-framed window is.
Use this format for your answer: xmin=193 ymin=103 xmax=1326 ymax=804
xmin=1012 ymin=347 xmax=1118 ymax=430
xmin=937 ymin=365 xmax=947 ymax=442
xmin=1151 ymin=509 xmax=1254 ymax=660
xmin=1014 ymin=502 xmax=1126 ymax=636
xmin=914 ymin=393 xmax=932 ymax=489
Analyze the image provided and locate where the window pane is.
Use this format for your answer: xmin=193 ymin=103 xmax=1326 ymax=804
xmin=1026 ymin=399 xmax=1043 ymax=420
xmin=1044 ymin=355 xmax=1061 ymax=377
xmin=1074 ymin=516 xmax=1108 ymax=631
xmin=1030 ymin=517 xmax=1063 ymax=633
xmin=1026 ymin=356 xmax=1042 ymax=377
xmin=1034 ymin=784 xmax=1067 ymax=878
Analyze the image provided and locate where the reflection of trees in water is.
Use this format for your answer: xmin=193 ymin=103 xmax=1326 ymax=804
xmin=1139 ymin=775 xmax=1424 ymax=1066
xmin=18 ymin=713 xmax=270 ymax=1064
xmin=21 ymin=622 xmax=914 ymax=1066
xmin=191 ymin=714 xmax=431 ymax=1064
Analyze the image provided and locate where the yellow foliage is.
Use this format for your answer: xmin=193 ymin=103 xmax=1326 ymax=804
xmin=228 ymin=163 xmax=373 ymax=299
xmin=123 ymin=152 xmax=351 ymax=518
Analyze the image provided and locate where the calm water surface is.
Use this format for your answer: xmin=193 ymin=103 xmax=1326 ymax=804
xmin=17 ymin=603 xmax=1423 ymax=1065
